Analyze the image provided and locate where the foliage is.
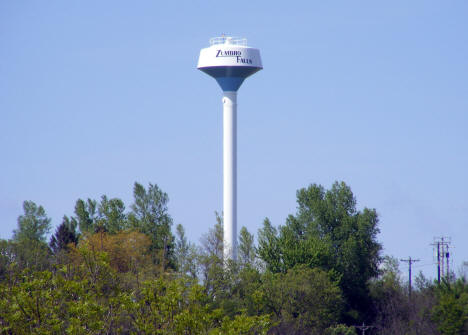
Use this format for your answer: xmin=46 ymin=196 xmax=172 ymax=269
xmin=127 ymin=277 xmax=213 ymax=334
xmin=257 ymin=218 xmax=281 ymax=273
xmin=262 ymin=265 xmax=343 ymax=334
xmin=0 ymin=239 xmax=16 ymax=280
xmin=69 ymin=230 xmax=155 ymax=287
xmin=0 ymin=261 xmax=271 ymax=334
xmin=49 ymin=216 xmax=79 ymax=254
xmin=370 ymin=256 xmax=410 ymax=334
xmin=96 ymin=195 xmax=127 ymax=233
xmin=74 ymin=198 xmax=98 ymax=233
xmin=325 ymin=324 xmax=357 ymax=335
xmin=8 ymin=202 xmax=52 ymax=272
xmin=74 ymin=196 xmax=127 ymax=234
xmin=174 ymin=224 xmax=197 ymax=278
xmin=212 ymin=313 xmax=272 ymax=335
xmin=432 ymin=278 xmax=468 ymax=335
xmin=128 ymin=182 xmax=175 ymax=269
xmin=13 ymin=201 xmax=51 ymax=243
xmin=238 ymin=226 xmax=256 ymax=269
xmin=258 ymin=182 xmax=381 ymax=323
xmin=6 ymin=180 xmax=468 ymax=333
xmin=370 ymin=257 xmax=439 ymax=334
xmin=0 ymin=270 xmax=110 ymax=334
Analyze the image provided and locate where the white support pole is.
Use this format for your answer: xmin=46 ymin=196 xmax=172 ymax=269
xmin=222 ymin=91 xmax=237 ymax=261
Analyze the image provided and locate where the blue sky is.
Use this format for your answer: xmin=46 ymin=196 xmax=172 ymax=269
xmin=1 ymin=1 xmax=467 ymax=279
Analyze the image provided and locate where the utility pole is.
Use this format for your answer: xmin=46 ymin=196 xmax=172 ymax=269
xmin=437 ymin=241 xmax=440 ymax=283
xmin=431 ymin=237 xmax=451 ymax=283
xmin=354 ymin=322 xmax=374 ymax=335
xmin=446 ymin=246 xmax=450 ymax=279
xmin=400 ymin=257 xmax=420 ymax=298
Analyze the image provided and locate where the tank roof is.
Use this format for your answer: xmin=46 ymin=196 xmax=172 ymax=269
xmin=209 ymin=36 xmax=247 ymax=47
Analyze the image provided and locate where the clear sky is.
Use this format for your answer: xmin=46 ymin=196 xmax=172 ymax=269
xmin=1 ymin=1 xmax=467 ymax=280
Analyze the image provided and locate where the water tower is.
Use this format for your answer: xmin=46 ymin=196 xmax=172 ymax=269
xmin=197 ymin=36 xmax=262 ymax=261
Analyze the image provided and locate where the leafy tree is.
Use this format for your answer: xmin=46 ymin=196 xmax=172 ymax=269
xmin=175 ymin=224 xmax=189 ymax=270
xmin=49 ymin=216 xmax=79 ymax=254
xmin=0 ymin=239 xmax=15 ymax=280
xmin=13 ymin=201 xmax=51 ymax=243
xmin=213 ymin=313 xmax=272 ymax=335
xmin=199 ymin=214 xmax=225 ymax=301
xmin=228 ymin=266 xmax=264 ymax=317
xmin=74 ymin=198 xmax=98 ymax=233
xmin=69 ymin=231 xmax=154 ymax=287
xmin=257 ymin=218 xmax=282 ymax=273
xmin=128 ymin=277 xmax=214 ymax=334
xmin=432 ymin=278 xmax=468 ymax=335
xmin=258 ymin=182 xmax=382 ymax=323
xmin=10 ymin=201 xmax=52 ymax=271
xmin=0 ymin=270 xmax=111 ymax=334
xmin=96 ymin=195 xmax=127 ymax=233
xmin=370 ymin=257 xmax=440 ymax=334
xmin=174 ymin=224 xmax=197 ymax=278
xmin=325 ymin=324 xmax=357 ymax=335
xmin=262 ymin=265 xmax=343 ymax=334
xmin=125 ymin=275 xmax=272 ymax=334
xmin=238 ymin=226 xmax=255 ymax=269
xmin=370 ymin=256 xmax=409 ymax=334
xmin=74 ymin=196 xmax=127 ymax=234
xmin=198 ymin=215 xmax=262 ymax=317
xmin=128 ymin=182 xmax=175 ymax=269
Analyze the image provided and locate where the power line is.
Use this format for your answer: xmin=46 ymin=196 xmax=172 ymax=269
xmin=412 ymin=262 xmax=436 ymax=268
xmin=431 ymin=237 xmax=451 ymax=283
xmin=400 ymin=257 xmax=420 ymax=298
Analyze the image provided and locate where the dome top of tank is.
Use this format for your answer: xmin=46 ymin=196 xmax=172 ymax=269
xmin=209 ymin=36 xmax=248 ymax=46
xmin=197 ymin=36 xmax=262 ymax=92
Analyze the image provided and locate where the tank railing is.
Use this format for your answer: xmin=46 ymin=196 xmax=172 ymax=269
xmin=210 ymin=36 xmax=247 ymax=46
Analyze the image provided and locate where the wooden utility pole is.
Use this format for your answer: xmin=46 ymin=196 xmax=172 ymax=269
xmin=354 ymin=322 xmax=374 ymax=335
xmin=431 ymin=237 xmax=451 ymax=283
xmin=400 ymin=257 xmax=420 ymax=298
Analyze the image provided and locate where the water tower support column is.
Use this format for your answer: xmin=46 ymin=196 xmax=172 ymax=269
xmin=223 ymin=91 xmax=237 ymax=261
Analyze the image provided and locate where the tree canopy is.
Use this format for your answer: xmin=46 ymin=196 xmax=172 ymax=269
xmin=258 ymin=181 xmax=381 ymax=322
xmin=1 ymin=181 xmax=466 ymax=334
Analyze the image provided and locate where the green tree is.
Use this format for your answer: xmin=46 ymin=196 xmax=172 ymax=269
xmin=0 ymin=270 xmax=110 ymax=334
xmin=128 ymin=182 xmax=175 ymax=269
xmin=49 ymin=216 xmax=79 ymax=254
xmin=74 ymin=196 xmax=127 ymax=234
xmin=198 ymin=215 xmax=264 ymax=318
xmin=174 ymin=224 xmax=197 ymax=278
xmin=13 ymin=201 xmax=51 ymax=243
xmin=127 ymin=275 xmax=272 ymax=334
xmin=369 ymin=256 xmax=410 ymax=334
xmin=258 ymin=182 xmax=381 ymax=323
xmin=432 ymin=278 xmax=468 ymax=335
xmin=213 ymin=313 xmax=272 ymax=335
xmin=199 ymin=214 xmax=225 ymax=302
xmin=11 ymin=201 xmax=52 ymax=271
xmin=262 ymin=265 xmax=343 ymax=334
xmin=257 ymin=218 xmax=282 ymax=273
xmin=96 ymin=195 xmax=127 ymax=233
xmin=0 ymin=239 xmax=15 ymax=280
xmin=74 ymin=198 xmax=98 ymax=233
xmin=128 ymin=277 xmax=214 ymax=334
xmin=238 ymin=226 xmax=255 ymax=269
xmin=325 ymin=324 xmax=357 ymax=335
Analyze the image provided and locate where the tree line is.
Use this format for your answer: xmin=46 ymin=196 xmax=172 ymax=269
xmin=0 ymin=181 xmax=467 ymax=334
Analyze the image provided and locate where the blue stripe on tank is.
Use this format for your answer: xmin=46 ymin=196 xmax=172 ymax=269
xmin=198 ymin=66 xmax=262 ymax=91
